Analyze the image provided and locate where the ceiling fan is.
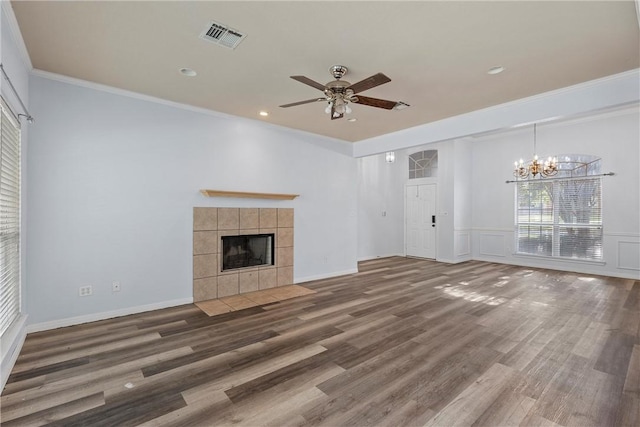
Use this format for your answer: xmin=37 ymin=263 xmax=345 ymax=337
xmin=279 ymin=65 xmax=404 ymax=120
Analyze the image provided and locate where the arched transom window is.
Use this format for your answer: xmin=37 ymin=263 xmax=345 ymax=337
xmin=409 ymin=150 xmax=437 ymax=179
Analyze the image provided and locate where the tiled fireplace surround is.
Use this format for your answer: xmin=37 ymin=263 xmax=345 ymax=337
xmin=193 ymin=207 xmax=294 ymax=302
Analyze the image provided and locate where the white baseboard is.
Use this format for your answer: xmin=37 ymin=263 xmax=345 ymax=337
xmin=1 ymin=314 xmax=28 ymax=391
xmin=437 ymin=256 xmax=472 ymax=264
xmin=473 ymin=255 xmax=640 ymax=280
xmin=357 ymin=253 xmax=405 ymax=262
xmin=295 ymin=268 xmax=359 ymax=284
xmin=26 ymin=298 xmax=193 ymax=333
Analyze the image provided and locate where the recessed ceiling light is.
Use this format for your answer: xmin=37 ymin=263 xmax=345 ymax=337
xmin=347 ymin=118 xmax=357 ymax=122
xmin=259 ymin=111 xmax=269 ymax=117
xmin=487 ymin=66 xmax=505 ymax=75
xmin=179 ymin=68 xmax=197 ymax=77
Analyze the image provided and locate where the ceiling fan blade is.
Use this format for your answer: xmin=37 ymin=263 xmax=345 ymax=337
xmin=347 ymin=73 xmax=391 ymax=94
xmin=279 ymin=98 xmax=325 ymax=108
xmin=353 ymin=95 xmax=398 ymax=110
xmin=290 ymin=75 xmax=327 ymax=91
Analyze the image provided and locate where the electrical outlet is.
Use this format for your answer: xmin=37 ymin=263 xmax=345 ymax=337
xmin=78 ymin=286 xmax=92 ymax=297
xmin=112 ymin=281 xmax=121 ymax=292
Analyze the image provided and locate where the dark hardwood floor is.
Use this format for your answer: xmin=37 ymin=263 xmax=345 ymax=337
xmin=2 ymin=257 xmax=639 ymax=426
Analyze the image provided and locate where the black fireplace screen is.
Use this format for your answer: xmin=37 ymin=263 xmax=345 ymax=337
xmin=221 ymin=234 xmax=274 ymax=271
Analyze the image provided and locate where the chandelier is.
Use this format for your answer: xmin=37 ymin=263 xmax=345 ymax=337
xmin=513 ymin=124 xmax=558 ymax=179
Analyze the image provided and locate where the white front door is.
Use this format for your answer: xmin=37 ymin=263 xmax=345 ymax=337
xmin=406 ymin=184 xmax=436 ymax=259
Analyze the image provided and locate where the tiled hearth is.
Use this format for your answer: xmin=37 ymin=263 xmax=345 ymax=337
xmin=193 ymin=207 xmax=294 ymax=302
xmin=195 ymin=285 xmax=315 ymax=316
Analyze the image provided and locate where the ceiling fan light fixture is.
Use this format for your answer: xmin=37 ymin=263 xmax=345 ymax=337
xmin=333 ymin=97 xmax=348 ymax=115
xmin=281 ymin=65 xmax=401 ymax=120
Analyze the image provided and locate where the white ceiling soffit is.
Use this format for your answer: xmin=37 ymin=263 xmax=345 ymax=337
xmin=10 ymin=0 xmax=640 ymax=142
xmin=352 ymin=69 xmax=640 ymax=157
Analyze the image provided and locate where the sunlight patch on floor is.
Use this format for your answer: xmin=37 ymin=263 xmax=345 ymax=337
xmin=435 ymin=284 xmax=507 ymax=306
xmin=492 ymin=280 xmax=509 ymax=288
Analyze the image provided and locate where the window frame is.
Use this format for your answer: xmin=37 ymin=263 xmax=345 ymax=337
xmin=408 ymin=149 xmax=438 ymax=179
xmin=0 ymin=97 xmax=22 ymax=339
xmin=515 ymin=175 xmax=603 ymax=262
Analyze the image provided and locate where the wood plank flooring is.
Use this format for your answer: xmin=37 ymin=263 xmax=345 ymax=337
xmin=1 ymin=257 xmax=638 ymax=426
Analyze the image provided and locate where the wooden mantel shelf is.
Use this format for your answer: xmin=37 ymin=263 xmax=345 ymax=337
xmin=200 ymin=189 xmax=299 ymax=200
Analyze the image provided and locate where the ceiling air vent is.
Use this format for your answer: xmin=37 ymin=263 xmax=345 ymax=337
xmin=200 ymin=21 xmax=246 ymax=50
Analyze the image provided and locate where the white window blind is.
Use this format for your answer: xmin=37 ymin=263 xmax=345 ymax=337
xmin=0 ymin=99 xmax=21 ymax=338
xmin=516 ymin=177 xmax=602 ymax=261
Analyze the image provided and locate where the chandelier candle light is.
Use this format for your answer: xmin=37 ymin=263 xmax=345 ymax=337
xmin=514 ymin=124 xmax=558 ymax=179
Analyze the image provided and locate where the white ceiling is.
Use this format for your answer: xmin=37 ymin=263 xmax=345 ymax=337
xmin=10 ymin=1 xmax=640 ymax=142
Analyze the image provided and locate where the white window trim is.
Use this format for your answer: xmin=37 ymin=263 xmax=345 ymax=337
xmin=515 ymin=175 xmax=603 ymax=262
xmin=0 ymin=97 xmax=22 ymax=340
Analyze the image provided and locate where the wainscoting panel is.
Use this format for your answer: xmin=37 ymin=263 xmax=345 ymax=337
xmin=478 ymin=233 xmax=507 ymax=257
xmin=617 ymin=240 xmax=640 ymax=270
xmin=455 ymin=231 xmax=471 ymax=257
xmin=471 ymin=229 xmax=640 ymax=280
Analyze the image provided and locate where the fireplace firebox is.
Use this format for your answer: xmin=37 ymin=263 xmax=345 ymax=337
xmin=222 ymin=234 xmax=274 ymax=272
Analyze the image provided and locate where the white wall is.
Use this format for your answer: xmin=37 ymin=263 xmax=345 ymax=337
xmin=432 ymin=141 xmax=455 ymax=262
xmin=26 ymin=75 xmax=358 ymax=328
xmin=357 ymin=106 xmax=639 ymax=280
xmin=404 ymin=140 xmax=472 ymax=264
xmin=357 ymin=140 xmax=474 ymax=264
xmin=471 ymin=107 xmax=640 ymax=278
xmin=357 ymin=152 xmax=405 ymax=260
xmin=453 ymin=139 xmax=473 ymax=261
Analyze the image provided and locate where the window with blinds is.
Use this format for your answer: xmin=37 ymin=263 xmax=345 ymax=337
xmin=516 ymin=176 xmax=603 ymax=261
xmin=0 ymin=99 xmax=21 ymax=338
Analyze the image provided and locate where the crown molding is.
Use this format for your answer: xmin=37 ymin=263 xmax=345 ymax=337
xmin=30 ymin=69 xmax=241 ymax=120
xmin=30 ymin=69 xmax=353 ymax=156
